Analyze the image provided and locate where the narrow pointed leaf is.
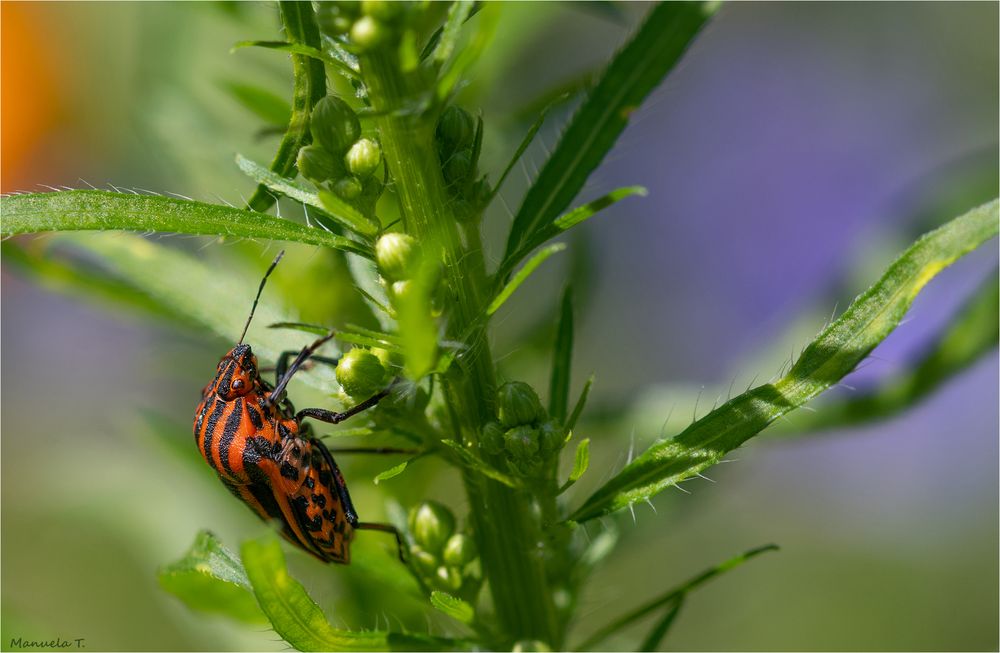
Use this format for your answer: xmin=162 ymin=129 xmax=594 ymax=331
xmin=432 ymin=1 xmax=475 ymax=64
xmin=559 ymin=438 xmax=590 ymax=494
xmin=566 ymin=374 xmax=595 ymax=432
xmin=488 ymin=243 xmax=566 ymax=315
xmin=576 ymin=544 xmax=779 ymax=651
xmin=236 ymin=154 xmax=379 ymax=238
xmin=158 ymin=531 xmax=266 ymax=624
xmin=430 ymin=591 xmax=475 ymax=624
xmin=549 ymin=286 xmax=574 ymax=421
xmin=776 ymin=272 xmax=999 ymax=433
xmin=1 ymin=190 xmax=372 ymax=257
xmin=639 ymin=598 xmax=684 ymax=652
xmin=241 ymin=536 xmax=459 ymax=651
xmin=221 ymin=81 xmax=291 ymax=126
xmin=374 ymin=459 xmax=411 ymax=484
xmin=437 ymin=2 xmax=498 ymax=101
xmin=232 ymin=40 xmax=359 ymax=80
xmin=490 ymin=100 xmax=556 ymax=202
xmin=571 ymin=200 xmax=999 ymax=523
xmin=500 ymin=186 xmax=647 ymax=279
xmin=503 ymin=2 xmax=713 ymax=260
xmin=247 ymin=1 xmax=326 ymax=213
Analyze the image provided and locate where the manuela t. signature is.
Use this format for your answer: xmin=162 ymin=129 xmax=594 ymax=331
xmin=9 ymin=637 xmax=85 ymax=649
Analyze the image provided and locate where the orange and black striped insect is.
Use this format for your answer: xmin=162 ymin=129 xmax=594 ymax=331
xmin=193 ymin=252 xmax=403 ymax=564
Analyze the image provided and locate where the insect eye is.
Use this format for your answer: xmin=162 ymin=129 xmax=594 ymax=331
xmin=232 ymin=379 xmax=244 ymax=390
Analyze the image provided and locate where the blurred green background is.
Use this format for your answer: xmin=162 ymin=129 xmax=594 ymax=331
xmin=2 ymin=2 xmax=997 ymax=651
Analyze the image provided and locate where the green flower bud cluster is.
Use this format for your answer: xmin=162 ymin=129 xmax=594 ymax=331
xmin=334 ymin=346 xmax=394 ymax=400
xmin=434 ymin=106 xmax=490 ymax=222
xmin=298 ymin=95 xmax=384 ymax=212
xmin=481 ymin=382 xmax=567 ymax=477
xmin=408 ymin=501 xmax=479 ymax=596
xmin=318 ymin=1 xmax=413 ymax=53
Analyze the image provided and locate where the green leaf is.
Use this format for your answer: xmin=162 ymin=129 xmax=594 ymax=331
xmin=1 ymin=190 xmax=372 ymax=257
xmin=501 ymin=186 xmax=647 ymax=279
xmin=236 ymin=154 xmax=379 ymax=238
xmin=432 ymin=1 xmax=475 ymax=64
xmin=242 ymin=535 xmax=459 ymax=651
xmin=549 ymin=286 xmax=574 ymax=421
xmin=491 ymin=99 xmax=556 ymax=202
xmin=575 ymin=544 xmax=778 ymax=651
xmin=487 ymin=243 xmax=566 ymax=315
xmin=436 ymin=2 xmax=498 ymax=102
xmin=638 ymin=598 xmax=684 ymax=652
xmin=503 ymin=2 xmax=712 ymax=261
xmin=570 ymin=199 xmax=999 ymax=523
xmin=268 ymin=321 xmax=330 ymax=336
xmin=439 ymin=440 xmax=522 ymax=488
xmin=374 ymin=459 xmax=410 ymax=484
xmin=566 ymin=374 xmax=595 ymax=432
xmin=429 ymin=591 xmax=475 ymax=624
xmin=232 ymin=40 xmax=360 ymax=80
xmin=158 ymin=531 xmax=266 ymax=624
xmin=775 ymin=272 xmax=999 ymax=433
xmin=47 ymin=233 xmax=340 ymax=394
xmin=420 ymin=2 xmax=483 ymax=62
xmin=397 ymin=256 xmax=441 ymax=379
xmin=246 ymin=1 xmax=327 ymax=213
xmin=221 ymin=80 xmax=292 ymax=126
xmin=559 ymin=438 xmax=590 ymax=494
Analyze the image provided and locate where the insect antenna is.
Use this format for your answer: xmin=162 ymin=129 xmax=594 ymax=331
xmin=239 ymin=250 xmax=285 ymax=344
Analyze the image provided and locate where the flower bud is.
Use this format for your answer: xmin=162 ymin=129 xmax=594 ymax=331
xmin=297 ymin=144 xmax=341 ymax=183
xmin=360 ymin=174 xmax=384 ymax=204
xmin=436 ymin=106 xmax=474 ymax=152
xmin=375 ymin=232 xmax=418 ymax=281
xmin=409 ymin=545 xmax=438 ymax=575
xmin=332 ymin=175 xmax=363 ymax=200
xmin=442 ymin=533 xmax=477 ymax=567
xmin=350 ymin=15 xmax=387 ymax=51
xmin=344 ymin=138 xmax=382 ymax=178
xmin=504 ymin=425 xmax=539 ymax=461
xmin=316 ymin=3 xmax=354 ymax=36
xmin=497 ymin=381 xmax=545 ymax=428
xmin=409 ymin=501 xmax=456 ymax=555
xmin=362 ymin=0 xmax=405 ymax=22
xmin=538 ymin=419 xmax=566 ymax=455
xmin=389 ymin=279 xmax=412 ymax=303
xmin=443 ymin=150 xmax=473 ymax=186
xmin=335 ymin=348 xmax=386 ymax=399
xmin=311 ymin=96 xmax=361 ymax=154
xmin=480 ymin=421 xmax=505 ymax=456
xmin=436 ymin=565 xmax=463 ymax=591
xmin=370 ymin=347 xmax=397 ymax=375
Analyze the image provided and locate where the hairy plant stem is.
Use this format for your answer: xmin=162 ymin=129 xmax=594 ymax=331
xmin=360 ymin=49 xmax=561 ymax=647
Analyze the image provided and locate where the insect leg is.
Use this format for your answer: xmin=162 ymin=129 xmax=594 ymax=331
xmin=356 ymin=521 xmax=407 ymax=563
xmin=271 ymin=350 xmax=340 ymax=384
xmin=266 ymin=333 xmax=336 ymax=407
xmin=295 ymin=387 xmax=391 ymax=425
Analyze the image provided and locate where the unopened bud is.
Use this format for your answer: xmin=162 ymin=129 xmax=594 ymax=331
xmin=442 ymin=533 xmax=477 ymax=567
xmin=409 ymin=501 xmax=456 ymax=555
xmin=504 ymin=425 xmax=539 ymax=460
xmin=497 ymin=381 xmax=545 ymax=427
xmin=297 ymin=144 xmax=340 ymax=183
xmin=480 ymin=421 xmax=505 ymax=456
xmin=332 ymin=175 xmax=363 ymax=200
xmin=375 ymin=232 xmax=418 ymax=281
xmin=344 ymin=138 xmax=382 ymax=178
xmin=436 ymin=106 xmax=475 ymax=152
xmin=335 ymin=348 xmax=386 ymax=399
xmin=311 ymin=96 xmax=361 ymax=154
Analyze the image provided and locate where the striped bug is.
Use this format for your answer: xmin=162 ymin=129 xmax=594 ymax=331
xmin=193 ymin=252 xmax=404 ymax=564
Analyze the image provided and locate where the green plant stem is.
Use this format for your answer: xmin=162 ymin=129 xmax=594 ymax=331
xmin=359 ymin=49 xmax=561 ymax=647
